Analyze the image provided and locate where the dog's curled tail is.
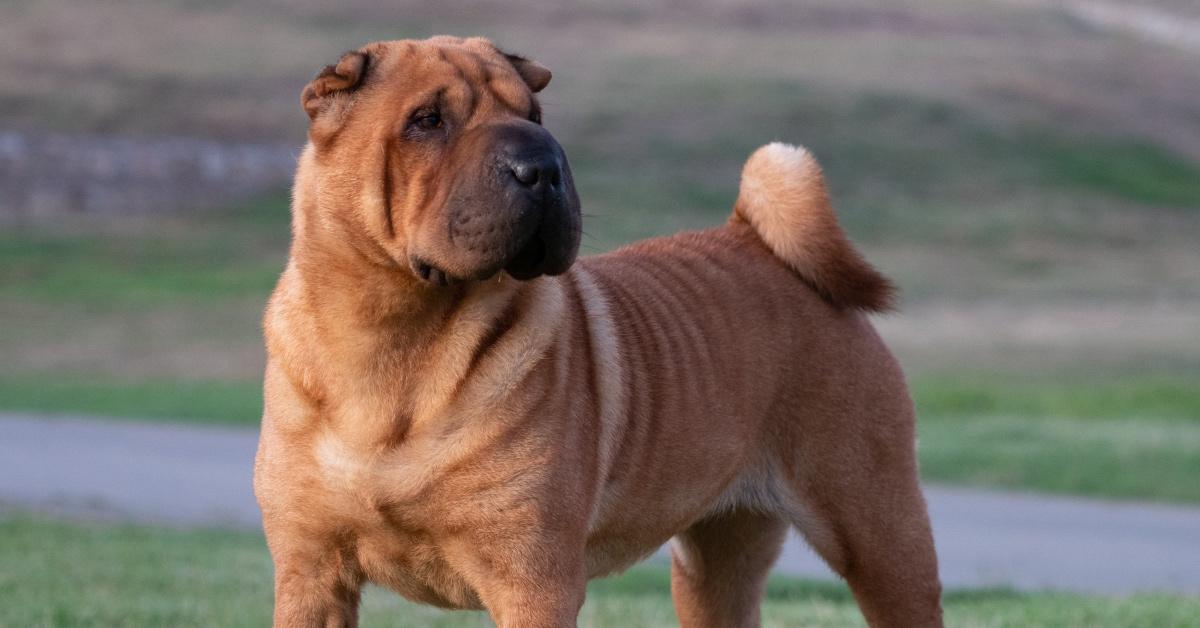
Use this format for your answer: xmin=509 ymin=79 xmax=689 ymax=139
xmin=732 ymin=142 xmax=896 ymax=312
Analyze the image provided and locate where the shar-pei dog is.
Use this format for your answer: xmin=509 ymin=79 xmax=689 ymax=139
xmin=255 ymin=35 xmax=942 ymax=628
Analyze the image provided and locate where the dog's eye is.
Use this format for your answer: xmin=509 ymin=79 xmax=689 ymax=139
xmin=409 ymin=110 xmax=443 ymax=132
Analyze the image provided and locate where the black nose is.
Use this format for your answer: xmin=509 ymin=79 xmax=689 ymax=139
xmin=507 ymin=155 xmax=561 ymax=191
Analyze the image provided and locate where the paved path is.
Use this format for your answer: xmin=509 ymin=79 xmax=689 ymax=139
xmin=3 ymin=413 xmax=1199 ymax=594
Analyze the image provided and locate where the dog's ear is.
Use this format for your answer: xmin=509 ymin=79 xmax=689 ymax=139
xmin=504 ymin=53 xmax=552 ymax=93
xmin=302 ymin=50 xmax=369 ymax=120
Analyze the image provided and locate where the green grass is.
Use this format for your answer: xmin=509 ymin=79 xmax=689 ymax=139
xmin=0 ymin=198 xmax=289 ymax=307
xmin=1033 ymin=137 xmax=1200 ymax=209
xmin=0 ymin=375 xmax=261 ymax=426
xmin=912 ymin=373 xmax=1200 ymax=422
xmin=2 ymin=516 xmax=1198 ymax=628
xmin=910 ymin=373 xmax=1200 ymax=502
xmin=919 ymin=414 xmax=1200 ymax=503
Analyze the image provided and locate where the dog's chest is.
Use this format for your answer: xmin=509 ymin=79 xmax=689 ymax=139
xmin=354 ymin=526 xmax=483 ymax=609
xmin=308 ymin=429 xmax=430 ymax=522
xmin=307 ymin=431 xmax=485 ymax=608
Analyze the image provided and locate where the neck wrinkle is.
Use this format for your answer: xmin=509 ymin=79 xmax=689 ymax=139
xmin=284 ymin=239 xmax=531 ymax=429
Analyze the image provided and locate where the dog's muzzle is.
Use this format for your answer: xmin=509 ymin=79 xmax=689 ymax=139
xmin=417 ymin=121 xmax=581 ymax=285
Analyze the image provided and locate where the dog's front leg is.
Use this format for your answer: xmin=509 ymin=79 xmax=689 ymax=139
xmin=443 ymin=531 xmax=588 ymax=628
xmin=265 ymin=527 xmax=363 ymax=628
xmin=484 ymin=581 xmax=587 ymax=628
xmin=483 ymin=570 xmax=588 ymax=628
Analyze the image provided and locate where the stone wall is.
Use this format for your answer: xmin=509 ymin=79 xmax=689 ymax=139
xmin=0 ymin=131 xmax=299 ymax=216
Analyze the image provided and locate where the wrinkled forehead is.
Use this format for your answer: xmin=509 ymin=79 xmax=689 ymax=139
xmin=367 ymin=37 xmax=535 ymax=117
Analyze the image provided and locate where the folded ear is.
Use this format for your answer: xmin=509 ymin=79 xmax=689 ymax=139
xmin=301 ymin=50 xmax=370 ymax=120
xmin=504 ymin=53 xmax=552 ymax=93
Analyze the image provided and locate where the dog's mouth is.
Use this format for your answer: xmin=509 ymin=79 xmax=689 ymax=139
xmin=502 ymin=233 xmax=547 ymax=281
xmin=409 ymin=232 xmax=549 ymax=287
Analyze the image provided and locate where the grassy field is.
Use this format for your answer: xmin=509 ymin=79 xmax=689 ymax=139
xmin=3 ymin=515 xmax=1198 ymax=627
xmin=2 ymin=0 xmax=1199 ymax=504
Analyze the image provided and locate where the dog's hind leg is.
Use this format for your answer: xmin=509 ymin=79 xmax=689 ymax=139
xmin=669 ymin=510 xmax=788 ymax=628
xmin=775 ymin=399 xmax=944 ymax=627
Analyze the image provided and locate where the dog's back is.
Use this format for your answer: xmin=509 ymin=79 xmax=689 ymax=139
xmin=572 ymin=145 xmax=939 ymax=626
xmin=575 ymin=143 xmax=917 ymax=567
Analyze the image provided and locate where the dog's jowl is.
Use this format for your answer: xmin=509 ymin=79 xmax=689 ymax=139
xmin=254 ymin=36 xmax=943 ymax=628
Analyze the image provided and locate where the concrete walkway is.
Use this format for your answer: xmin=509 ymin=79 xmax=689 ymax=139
xmin=3 ymin=413 xmax=1199 ymax=594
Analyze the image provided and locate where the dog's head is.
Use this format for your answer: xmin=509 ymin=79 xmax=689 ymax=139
xmin=296 ymin=36 xmax=581 ymax=285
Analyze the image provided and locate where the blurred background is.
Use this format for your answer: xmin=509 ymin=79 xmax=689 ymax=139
xmin=1 ymin=0 xmax=1198 ymax=625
